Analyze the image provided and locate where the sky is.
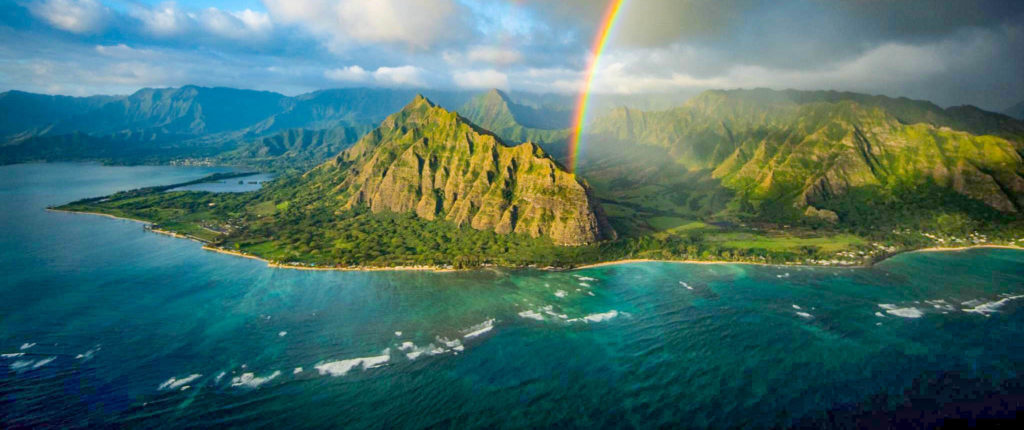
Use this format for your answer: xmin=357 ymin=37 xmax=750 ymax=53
xmin=1 ymin=0 xmax=1022 ymax=111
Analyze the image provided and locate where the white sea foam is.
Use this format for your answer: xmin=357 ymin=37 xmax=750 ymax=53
xmin=576 ymin=276 xmax=598 ymax=282
xmin=394 ymin=331 xmax=402 ymax=337
xmin=402 ymin=342 xmax=446 ymax=360
xmin=886 ymin=308 xmax=923 ymax=318
xmin=1 ymin=353 xmax=25 ymax=358
xmin=215 ymin=371 xmax=226 ymax=383
xmin=962 ymin=295 xmax=1024 ymax=316
xmin=399 ymin=341 xmax=416 ymax=351
xmin=518 ymin=310 xmax=545 ymax=321
xmin=792 ymin=304 xmax=802 ymax=310
xmin=796 ymin=312 xmax=813 ymax=319
xmin=180 ymin=385 xmax=191 ymax=391
xmin=278 ymin=331 xmax=287 ymax=337
xmin=26 ymin=356 xmax=56 ymax=369
xmin=463 ymin=319 xmax=495 ymax=339
xmin=925 ymin=299 xmax=956 ymax=311
xmin=878 ymin=304 xmax=898 ymax=310
xmin=569 ymin=310 xmax=620 ymax=323
xmin=294 ymin=367 xmax=303 ymax=374
xmin=587 ymin=291 xmax=595 ymax=296
xmin=159 ymin=373 xmax=201 ymax=390
xmin=554 ymin=290 xmax=567 ymax=298
xmin=10 ymin=360 xmax=34 ymax=370
xmin=874 ymin=312 xmax=885 ymax=318
xmin=542 ymin=305 xmax=568 ymax=319
xmin=20 ymin=343 xmax=35 ymax=350
xmin=579 ymin=282 xmax=591 ymax=287
xmin=316 ymin=350 xmax=391 ymax=377
xmin=76 ymin=346 xmax=100 ymax=361
xmin=585 ymin=310 xmax=619 ymax=322
xmin=231 ymin=370 xmax=281 ymax=388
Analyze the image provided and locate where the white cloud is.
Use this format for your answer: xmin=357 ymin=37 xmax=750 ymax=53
xmin=199 ymin=8 xmax=272 ymax=40
xmin=130 ymin=2 xmax=192 ymax=36
xmin=263 ymin=0 xmax=465 ymax=51
xmin=94 ymin=44 xmax=156 ymax=59
xmin=452 ymin=69 xmax=509 ymax=90
xmin=27 ymin=0 xmax=110 ymax=34
xmin=125 ymin=3 xmax=272 ymax=41
xmin=371 ymin=66 xmax=426 ymax=86
xmin=324 ymin=65 xmax=426 ymax=87
xmin=445 ymin=46 xmax=524 ymax=66
xmin=324 ymin=65 xmax=370 ymax=82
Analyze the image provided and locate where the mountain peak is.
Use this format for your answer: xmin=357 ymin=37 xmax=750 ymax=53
xmin=318 ymin=100 xmax=614 ymax=245
xmin=408 ymin=93 xmax=436 ymax=108
xmin=484 ymin=88 xmax=510 ymax=100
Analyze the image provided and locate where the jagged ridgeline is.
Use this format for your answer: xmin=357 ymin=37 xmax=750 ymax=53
xmin=588 ymin=88 xmax=1024 ymax=221
xmin=458 ymin=89 xmax=570 ymax=147
xmin=272 ymin=95 xmax=615 ymax=246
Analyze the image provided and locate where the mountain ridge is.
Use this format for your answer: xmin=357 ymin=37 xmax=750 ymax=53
xmin=272 ymin=95 xmax=614 ymax=245
xmin=585 ymin=88 xmax=1024 ymax=225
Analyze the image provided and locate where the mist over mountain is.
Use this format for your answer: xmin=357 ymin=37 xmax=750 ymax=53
xmin=1006 ymin=101 xmax=1024 ymax=121
xmin=582 ymin=88 xmax=1024 ymax=232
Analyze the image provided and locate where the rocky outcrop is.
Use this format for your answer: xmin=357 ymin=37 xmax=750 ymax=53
xmin=591 ymin=89 xmax=1024 ymax=217
xmin=311 ymin=95 xmax=614 ymax=245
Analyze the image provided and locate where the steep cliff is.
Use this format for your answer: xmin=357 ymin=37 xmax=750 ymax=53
xmin=588 ymin=89 xmax=1024 ymax=219
xmin=292 ymin=95 xmax=614 ymax=245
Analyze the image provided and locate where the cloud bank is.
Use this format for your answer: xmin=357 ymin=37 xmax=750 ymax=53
xmin=1 ymin=0 xmax=1021 ymax=110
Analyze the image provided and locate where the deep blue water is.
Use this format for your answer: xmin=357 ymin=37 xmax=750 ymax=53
xmin=1 ymin=163 xmax=1023 ymax=428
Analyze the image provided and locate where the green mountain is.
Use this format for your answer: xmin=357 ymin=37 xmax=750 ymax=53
xmin=0 ymin=86 xmax=482 ymax=165
xmin=587 ymin=89 xmax=1024 ymax=225
xmin=45 ymin=85 xmax=289 ymax=136
xmin=0 ymin=91 xmax=120 ymax=140
xmin=217 ymin=126 xmax=371 ymax=171
xmin=459 ymin=89 xmax=569 ymax=146
xmin=283 ymin=95 xmax=613 ymax=245
xmin=240 ymin=88 xmax=475 ymax=137
xmin=1006 ymin=101 xmax=1024 ymax=121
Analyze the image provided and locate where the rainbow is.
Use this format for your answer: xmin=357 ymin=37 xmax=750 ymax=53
xmin=567 ymin=0 xmax=626 ymax=173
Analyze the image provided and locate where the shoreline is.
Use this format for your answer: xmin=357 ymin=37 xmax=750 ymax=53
xmin=51 ymin=207 xmax=1022 ymax=273
xmin=200 ymin=245 xmax=458 ymax=272
xmin=572 ymin=245 xmax=1023 ymax=271
xmin=912 ymin=245 xmax=1022 ymax=253
xmin=46 ymin=208 xmax=153 ymax=225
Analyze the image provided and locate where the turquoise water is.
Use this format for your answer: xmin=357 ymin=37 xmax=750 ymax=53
xmin=1 ymin=163 xmax=1023 ymax=428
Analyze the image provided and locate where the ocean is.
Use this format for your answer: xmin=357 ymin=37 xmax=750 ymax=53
xmin=1 ymin=163 xmax=1023 ymax=428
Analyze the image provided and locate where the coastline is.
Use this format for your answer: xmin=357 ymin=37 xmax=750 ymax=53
xmin=912 ymin=245 xmax=1022 ymax=253
xmin=200 ymin=245 xmax=457 ymax=272
xmin=572 ymin=245 xmax=1023 ymax=271
xmin=47 ymin=208 xmax=153 ymax=225
xmin=51 ymin=207 xmax=1022 ymax=273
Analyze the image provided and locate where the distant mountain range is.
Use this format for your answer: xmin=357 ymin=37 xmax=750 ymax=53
xmin=0 ymin=85 xmax=638 ymax=165
xmin=458 ymin=89 xmax=570 ymax=148
xmin=1006 ymin=101 xmax=1024 ymax=121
